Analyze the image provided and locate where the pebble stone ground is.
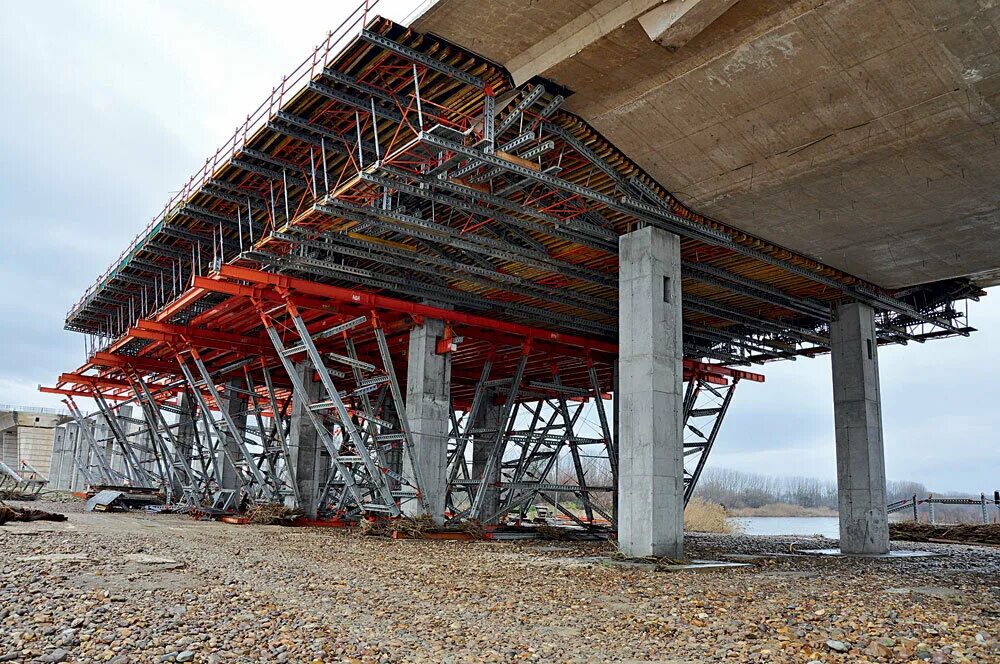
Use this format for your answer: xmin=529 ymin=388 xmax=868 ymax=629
xmin=1 ymin=500 xmax=998 ymax=663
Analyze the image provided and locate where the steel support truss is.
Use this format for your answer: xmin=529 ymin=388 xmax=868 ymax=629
xmin=49 ymin=257 xmax=756 ymax=527
xmin=255 ymin=298 xmax=427 ymax=518
xmin=444 ymin=359 xmax=741 ymax=530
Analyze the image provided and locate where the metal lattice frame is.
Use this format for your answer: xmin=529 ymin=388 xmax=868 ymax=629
xmin=61 ymin=14 xmax=975 ymax=366
xmin=256 ymin=300 xmax=426 ymax=517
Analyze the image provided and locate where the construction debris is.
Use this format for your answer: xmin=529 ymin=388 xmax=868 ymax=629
xmin=0 ymin=460 xmax=48 ymax=499
xmin=890 ymin=522 xmax=1000 ymax=547
xmin=361 ymin=514 xmax=436 ymax=538
xmin=84 ymin=488 xmax=162 ymax=512
xmin=359 ymin=514 xmax=484 ymax=540
xmin=0 ymin=503 xmax=67 ymax=525
xmin=247 ymin=503 xmax=302 ymax=526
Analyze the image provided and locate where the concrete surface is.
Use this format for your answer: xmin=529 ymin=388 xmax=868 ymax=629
xmin=404 ymin=317 xmax=451 ymax=521
xmin=801 ymin=548 xmax=939 ymax=558
xmin=617 ymin=226 xmax=685 ymax=558
xmin=289 ymin=361 xmax=323 ymax=519
xmin=413 ymin=0 xmax=1000 ymax=289
xmin=3 ymin=505 xmax=997 ymax=662
xmin=0 ymin=409 xmax=68 ymax=478
xmin=831 ymin=301 xmax=890 ymax=555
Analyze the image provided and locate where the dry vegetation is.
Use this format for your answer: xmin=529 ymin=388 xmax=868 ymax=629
xmin=683 ymin=497 xmax=735 ymax=533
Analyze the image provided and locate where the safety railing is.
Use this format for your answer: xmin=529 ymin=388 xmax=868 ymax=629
xmin=889 ymin=492 xmax=1000 ymax=524
xmin=67 ymin=0 xmax=384 ymax=322
xmin=0 ymin=404 xmax=70 ymax=416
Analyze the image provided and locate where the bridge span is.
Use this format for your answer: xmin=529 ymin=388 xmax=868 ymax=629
xmin=45 ymin=1 xmax=995 ymax=558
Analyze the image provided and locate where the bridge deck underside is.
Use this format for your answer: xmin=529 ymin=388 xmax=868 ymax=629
xmin=413 ymin=0 xmax=1000 ymax=290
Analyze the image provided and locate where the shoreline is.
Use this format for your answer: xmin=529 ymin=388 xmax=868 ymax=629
xmin=727 ymin=504 xmax=839 ymax=518
xmin=729 ymin=513 xmax=838 ymax=518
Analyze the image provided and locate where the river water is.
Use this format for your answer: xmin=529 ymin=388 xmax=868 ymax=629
xmin=728 ymin=516 xmax=840 ymax=539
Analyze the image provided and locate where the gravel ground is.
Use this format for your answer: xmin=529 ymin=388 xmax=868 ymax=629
xmin=1 ymin=501 xmax=998 ymax=663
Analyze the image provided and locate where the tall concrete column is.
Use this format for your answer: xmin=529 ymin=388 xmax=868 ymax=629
xmin=219 ymin=378 xmax=247 ymax=497
xmin=404 ymin=318 xmax=451 ymax=522
xmin=830 ymin=301 xmax=889 ymax=554
xmin=49 ymin=427 xmax=65 ymax=489
xmin=472 ymin=387 xmax=502 ymax=522
xmin=289 ymin=361 xmax=323 ymax=518
xmin=113 ymin=405 xmax=132 ymax=480
xmin=171 ymin=393 xmax=197 ymax=497
xmin=66 ymin=423 xmax=82 ymax=492
xmin=72 ymin=421 xmax=92 ymax=492
xmin=383 ymin=400 xmax=403 ymax=491
xmin=617 ymin=225 xmax=684 ymax=559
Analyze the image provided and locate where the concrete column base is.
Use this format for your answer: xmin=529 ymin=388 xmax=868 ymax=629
xmin=472 ymin=387 xmax=502 ymax=522
xmin=219 ymin=378 xmax=247 ymax=501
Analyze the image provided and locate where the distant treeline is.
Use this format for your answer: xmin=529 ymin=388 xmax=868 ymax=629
xmin=693 ymin=467 xmax=928 ymax=510
xmin=694 ymin=468 xmax=995 ymax=524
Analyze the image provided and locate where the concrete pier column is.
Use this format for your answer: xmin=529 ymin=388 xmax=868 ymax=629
xmin=830 ymin=301 xmax=889 ymax=554
xmin=172 ymin=393 xmax=197 ymax=497
xmin=472 ymin=387 xmax=502 ymax=522
xmin=383 ymin=400 xmax=403 ymax=491
xmin=219 ymin=378 xmax=247 ymax=497
xmin=289 ymin=361 xmax=323 ymax=518
xmin=404 ymin=318 xmax=451 ymax=522
xmin=617 ymin=225 xmax=684 ymax=559
xmin=66 ymin=422 xmax=83 ymax=491
xmin=49 ymin=426 xmax=66 ymax=489
xmin=114 ymin=405 xmax=132 ymax=480
xmin=71 ymin=419 xmax=94 ymax=491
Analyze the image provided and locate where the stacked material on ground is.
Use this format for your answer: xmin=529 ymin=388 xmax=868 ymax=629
xmin=891 ymin=522 xmax=1000 ymax=546
xmin=84 ymin=488 xmax=163 ymax=512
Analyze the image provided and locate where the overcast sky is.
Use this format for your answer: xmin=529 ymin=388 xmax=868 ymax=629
xmin=0 ymin=1 xmax=995 ymax=492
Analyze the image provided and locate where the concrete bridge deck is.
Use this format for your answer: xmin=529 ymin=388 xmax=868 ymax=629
xmin=414 ymin=0 xmax=1000 ymax=289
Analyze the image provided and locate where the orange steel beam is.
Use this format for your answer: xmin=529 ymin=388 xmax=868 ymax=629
xmin=215 ymin=265 xmax=621 ymax=356
xmin=91 ymin=351 xmax=179 ymax=375
xmin=56 ymin=372 xmax=183 ymax=397
xmin=207 ymin=266 xmax=764 ymax=382
xmin=131 ymin=319 xmax=273 ymax=355
xmin=39 ymin=386 xmax=131 ymax=401
xmin=154 ymin=284 xmax=211 ymax=323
